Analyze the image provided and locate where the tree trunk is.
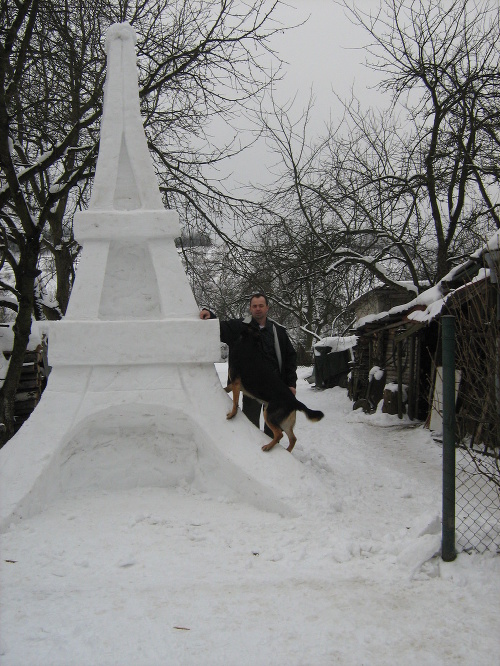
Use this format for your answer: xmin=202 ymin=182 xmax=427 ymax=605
xmin=0 ymin=236 xmax=40 ymax=446
xmin=435 ymin=241 xmax=451 ymax=283
xmin=54 ymin=243 xmax=75 ymax=316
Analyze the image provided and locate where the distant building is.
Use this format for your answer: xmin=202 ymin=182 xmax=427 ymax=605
xmin=349 ymin=285 xmax=416 ymax=322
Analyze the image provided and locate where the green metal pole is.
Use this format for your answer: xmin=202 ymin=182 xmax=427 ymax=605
xmin=441 ymin=315 xmax=457 ymax=562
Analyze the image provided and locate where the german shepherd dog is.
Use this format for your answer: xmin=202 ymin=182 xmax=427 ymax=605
xmin=225 ymin=325 xmax=324 ymax=452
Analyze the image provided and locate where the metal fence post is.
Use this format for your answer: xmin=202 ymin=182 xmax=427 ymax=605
xmin=441 ymin=315 xmax=457 ymax=562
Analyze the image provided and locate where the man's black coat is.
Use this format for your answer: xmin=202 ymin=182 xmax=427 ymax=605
xmin=213 ymin=314 xmax=297 ymax=389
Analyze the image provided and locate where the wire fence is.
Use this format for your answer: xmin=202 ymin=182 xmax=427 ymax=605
xmin=455 ymin=447 xmax=500 ymax=554
xmin=444 ymin=270 xmax=500 ymax=554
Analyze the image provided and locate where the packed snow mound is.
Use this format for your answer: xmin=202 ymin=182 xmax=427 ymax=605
xmin=52 ymin=402 xmax=296 ymax=516
xmin=57 ymin=405 xmax=207 ymax=494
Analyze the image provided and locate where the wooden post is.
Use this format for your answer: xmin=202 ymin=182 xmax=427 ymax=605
xmin=441 ymin=315 xmax=457 ymax=562
xmin=397 ymin=340 xmax=403 ymax=419
xmin=408 ymin=335 xmax=415 ymax=420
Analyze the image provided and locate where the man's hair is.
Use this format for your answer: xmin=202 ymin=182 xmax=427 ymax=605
xmin=249 ymin=292 xmax=269 ymax=306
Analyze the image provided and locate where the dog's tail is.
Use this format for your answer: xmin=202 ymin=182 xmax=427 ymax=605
xmin=295 ymin=401 xmax=324 ymax=422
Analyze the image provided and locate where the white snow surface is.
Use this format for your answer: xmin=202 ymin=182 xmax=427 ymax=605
xmin=1 ymin=366 xmax=498 ymax=666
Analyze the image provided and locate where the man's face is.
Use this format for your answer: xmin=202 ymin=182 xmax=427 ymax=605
xmin=249 ymin=296 xmax=269 ymax=323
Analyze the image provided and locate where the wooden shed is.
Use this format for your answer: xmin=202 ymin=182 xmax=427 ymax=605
xmin=348 ymin=305 xmax=438 ymax=420
xmin=347 ymin=241 xmax=498 ymax=434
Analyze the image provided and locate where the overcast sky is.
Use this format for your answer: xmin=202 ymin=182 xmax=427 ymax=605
xmin=221 ymin=0 xmax=386 ymax=190
xmin=273 ymin=0 xmax=383 ymax=122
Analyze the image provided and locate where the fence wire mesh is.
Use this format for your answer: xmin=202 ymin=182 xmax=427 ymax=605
xmin=444 ymin=270 xmax=500 ymax=554
xmin=456 ymin=447 xmax=500 ymax=553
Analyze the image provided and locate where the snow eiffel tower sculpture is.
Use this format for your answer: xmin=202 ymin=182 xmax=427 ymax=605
xmin=0 ymin=23 xmax=327 ymax=529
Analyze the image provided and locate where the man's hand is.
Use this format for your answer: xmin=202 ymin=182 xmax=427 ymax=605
xmin=199 ymin=309 xmax=211 ymax=320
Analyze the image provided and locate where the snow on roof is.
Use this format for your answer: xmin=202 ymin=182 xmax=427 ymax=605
xmin=353 ymin=235 xmax=497 ymax=331
xmin=314 ymin=335 xmax=358 ymax=353
xmin=353 ymin=311 xmax=384 ymax=329
xmin=0 ymin=321 xmax=48 ymax=354
xmin=406 ymin=296 xmax=448 ymax=324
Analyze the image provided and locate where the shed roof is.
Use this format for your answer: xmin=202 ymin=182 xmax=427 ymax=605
xmin=352 ymin=231 xmax=499 ymax=334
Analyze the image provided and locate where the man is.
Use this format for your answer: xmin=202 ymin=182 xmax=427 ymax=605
xmin=199 ymin=293 xmax=297 ymax=433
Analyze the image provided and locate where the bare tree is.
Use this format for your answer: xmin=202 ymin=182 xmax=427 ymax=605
xmin=248 ymin=0 xmax=500 ymax=329
xmin=180 ymin=95 xmax=378 ymax=357
xmin=338 ymin=0 xmax=500 ymax=280
xmin=174 ymin=0 xmax=500 ymax=366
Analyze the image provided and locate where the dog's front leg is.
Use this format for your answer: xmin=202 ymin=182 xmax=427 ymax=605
xmin=226 ymin=378 xmax=241 ymax=419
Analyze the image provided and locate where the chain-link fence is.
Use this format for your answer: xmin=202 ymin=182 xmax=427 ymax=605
xmin=445 ymin=268 xmax=500 ymax=554
xmin=456 ymin=447 xmax=500 ymax=553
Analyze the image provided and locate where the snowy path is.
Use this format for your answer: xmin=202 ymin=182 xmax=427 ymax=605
xmin=1 ymin=368 xmax=499 ymax=665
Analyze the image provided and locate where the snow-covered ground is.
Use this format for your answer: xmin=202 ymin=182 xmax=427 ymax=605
xmin=1 ymin=366 xmax=498 ymax=665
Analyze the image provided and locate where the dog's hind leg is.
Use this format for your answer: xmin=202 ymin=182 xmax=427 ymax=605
xmin=226 ymin=378 xmax=241 ymax=420
xmin=280 ymin=411 xmax=297 ymax=452
xmin=261 ymin=407 xmax=283 ymax=451
xmin=261 ymin=425 xmax=283 ymax=452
